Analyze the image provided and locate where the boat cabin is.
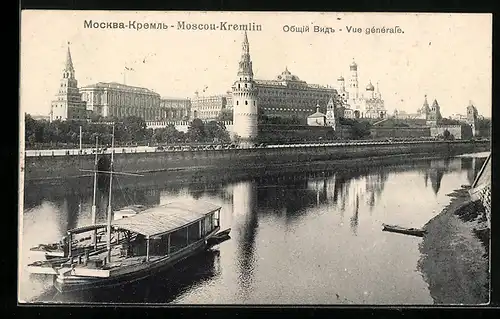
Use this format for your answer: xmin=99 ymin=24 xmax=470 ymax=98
xmin=110 ymin=200 xmax=222 ymax=262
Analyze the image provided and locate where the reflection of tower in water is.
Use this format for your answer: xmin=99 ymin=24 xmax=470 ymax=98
xmin=350 ymin=193 xmax=360 ymax=235
xmin=428 ymin=159 xmax=446 ymax=195
xmin=364 ymin=170 xmax=388 ymax=210
xmin=232 ymin=180 xmax=258 ymax=301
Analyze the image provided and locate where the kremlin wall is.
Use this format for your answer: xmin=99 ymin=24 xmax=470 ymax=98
xmin=24 ymin=139 xmax=490 ymax=182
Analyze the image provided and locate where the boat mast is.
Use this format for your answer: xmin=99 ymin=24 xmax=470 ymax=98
xmin=106 ymin=124 xmax=115 ymax=262
xmin=91 ymin=136 xmax=99 ymax=249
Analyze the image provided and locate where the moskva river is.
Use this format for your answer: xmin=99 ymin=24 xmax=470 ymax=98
xmin=19 ymin=152 xmax=488 ymax=304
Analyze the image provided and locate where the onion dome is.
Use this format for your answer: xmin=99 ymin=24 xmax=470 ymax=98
xmin=366 ymin=81 xmax=375 ymax=91
xmin=350 ymin=59 xmax=357 ymax=70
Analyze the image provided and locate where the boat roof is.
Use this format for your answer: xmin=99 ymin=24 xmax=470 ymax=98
xmin=68 ymin=223 xmax=108 ymax=234
xmin=115 ymin=205 xmax=147 ymax=214
xmin=111 ymin=200 xmax=222 ymax=237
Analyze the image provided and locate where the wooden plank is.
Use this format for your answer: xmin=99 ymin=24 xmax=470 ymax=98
xmin=27 ymin=266 xmax=58 ymax=275
xmin=72 ymin=268 xmax=111 ymax=278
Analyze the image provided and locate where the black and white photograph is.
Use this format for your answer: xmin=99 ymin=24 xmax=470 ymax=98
xmin=19 ymin=11 xmax=492 ymax=305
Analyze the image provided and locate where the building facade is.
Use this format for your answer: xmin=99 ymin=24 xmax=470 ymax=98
xmin=393 ymin=95 xmax=436 ymax=121
xmin=160 ymin=97 xmax=191 ymax=121
xmin=336 ymin=59 xmax=387 ymax=119
xmin=307 ymin=106 xmax=327 ymax=126
xmin=255 ymin=68 xmax=341 ymax=123
xmin=50 ymin=44 xmax=87 ymax=122
xmin=80 ymin=82 xmax=161 ymax=121
xmin=231 ymin=31 xmax=259 ymax=142
xmin=191 ymin=93 xmax=229 ymax=121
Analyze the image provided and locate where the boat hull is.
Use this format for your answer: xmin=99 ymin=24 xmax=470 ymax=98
xmin=54 ymin=227 xmax=220 ymax=293
xmin=382 ymin=224 xmax=426 ymax=237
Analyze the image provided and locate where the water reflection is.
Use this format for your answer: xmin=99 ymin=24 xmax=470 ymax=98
xmin=21 ymin=154 xmax=489 ymax=304
xmin=233 ymin=181 xmax=258 ymax=301
xmin=51 ymin=249 xmax=222 ymax=304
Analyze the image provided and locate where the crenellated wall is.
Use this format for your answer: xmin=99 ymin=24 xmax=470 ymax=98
xmin=23 ymin=140 xmax=490 ymax=182
xmin=146 ymin=121 xmax=234 ymax=133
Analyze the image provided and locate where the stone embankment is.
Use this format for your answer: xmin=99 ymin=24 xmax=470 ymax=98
xmin=23 ymin=140 xmax=490 ymax=181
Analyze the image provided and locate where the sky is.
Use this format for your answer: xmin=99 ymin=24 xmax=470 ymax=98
xmin=20 ymin=11 xmax=492 ymax=118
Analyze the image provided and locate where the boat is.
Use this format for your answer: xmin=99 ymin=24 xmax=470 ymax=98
xmin=53 ymin=200 xmax=227 ymax=293
xmin=29 ymin=124 xmax=231 ymax=292
xmin=382 ymin=224 xmax=426 ymax=237
xmin=28 ymin=134 xmax=145 ymax=261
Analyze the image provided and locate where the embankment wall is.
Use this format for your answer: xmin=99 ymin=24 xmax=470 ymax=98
xmin=23 ymin=140 xmax=490 ymax=182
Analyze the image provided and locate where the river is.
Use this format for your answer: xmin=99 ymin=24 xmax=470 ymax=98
xmin=19 ymin=152 xmax=489 ymax=304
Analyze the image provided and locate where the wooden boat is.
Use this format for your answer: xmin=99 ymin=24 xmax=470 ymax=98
xmin=29 ymin=205 xmax=148 ymax=260
xmin=29 ymin=126 xmax=231 ymax=292
xmin=28 ymin=134 xmax=144 ymax=261
xmin=52 ymin=200 xmax=227 ymax=293
xmin=382 ymin=224 xmax=426 ymax=237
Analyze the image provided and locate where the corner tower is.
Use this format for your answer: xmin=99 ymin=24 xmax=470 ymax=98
xmin=232 ymin=31 xmax=259 ymax=144
xmin=50 ymin=42 xmax=87 ymax=122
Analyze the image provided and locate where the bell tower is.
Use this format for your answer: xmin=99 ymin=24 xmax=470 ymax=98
xmin=232 ymin=31 xmax=259 ymax=145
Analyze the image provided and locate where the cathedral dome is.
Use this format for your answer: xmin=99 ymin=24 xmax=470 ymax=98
xmin=276 ymin=67 xmax=301 ymax=81
xmin=350 ymin=59 xmax=357 ymax=70
xmin=366 ymin=82 xmax=375 ymax=91
xmin=337 ymin=75 xmax=344 ymax=81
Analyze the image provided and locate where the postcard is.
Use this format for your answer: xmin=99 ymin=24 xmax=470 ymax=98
xmin=19 ymin=10 xmax=492 ymax=305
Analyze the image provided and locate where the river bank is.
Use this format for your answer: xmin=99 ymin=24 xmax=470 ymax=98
xmin=418 ymin=187 xmax=490 ymax=304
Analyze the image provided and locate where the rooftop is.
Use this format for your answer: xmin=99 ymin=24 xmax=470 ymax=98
xmin=81 ymin=82 xmax=159 ymax=94
xmin=112 ymin=200 xmax=222 ymax=237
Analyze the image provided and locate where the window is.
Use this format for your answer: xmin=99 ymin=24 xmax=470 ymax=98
xmin=245 ymin=84 xmax=247 ymax=88
xmin=253 ymin=101 xmax=256 ymax=106
xmin=238 ymin=84 xmax=240 ymax=89
xmin=236 ymin=101 xmax=239 ymax=105
xmin=245 ymin=101 xmax=248 ymax=105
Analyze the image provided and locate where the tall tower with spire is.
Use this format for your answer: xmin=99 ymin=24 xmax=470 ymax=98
xmin=325 ymin=96 xmax=337 ymax=130
xmin=50 ymin=42 xmax=87 ymax=122
xmin=466 ymin=100 xmax=479 ymax=137
xmin=348 ymin=58 xmax=359 ymax=100
xmin=232 ymin=31 xmax=259 ymax=144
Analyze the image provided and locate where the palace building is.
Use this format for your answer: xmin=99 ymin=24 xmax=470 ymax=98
xmin=50 ymin=44 xmax=87 ymax=122
xmin=191 ymin=93 xmax=229 ymax=121
xmin=80 ymin=82 xmax=161 ymax=121
xmin=159 ymin=97 xmax=191 ymax=121
xmin=254 ymin=67 xmax=341 ymax=123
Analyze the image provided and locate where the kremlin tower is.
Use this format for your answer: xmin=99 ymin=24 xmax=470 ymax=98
xmin=50 ymin=42 xmax=87 ymax=122
xmin=231 ymin=31 xmax=259 ymax=144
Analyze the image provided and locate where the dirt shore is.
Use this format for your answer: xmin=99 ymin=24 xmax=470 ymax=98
xmin=418 ymin=187 xmax=490 ymax=304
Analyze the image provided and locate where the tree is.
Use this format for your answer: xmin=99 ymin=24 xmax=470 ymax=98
xmin=187 ymin=118 xmax=206 ymax=142
xmin=217 ymin=110 xmax=233 ymax=122
xmin=442 ymin=129 xmax=454 ymax=140
xmin=440 ymin=118 xmax=461 ymax=126
xmin=122 ymin=116 xmax=147 ymax=144
xmin=205 ymin=121 xmax=230 ymax=143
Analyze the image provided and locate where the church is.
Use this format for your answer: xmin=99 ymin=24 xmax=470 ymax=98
xmin=335 ymin=59 xmax=387 ymax=119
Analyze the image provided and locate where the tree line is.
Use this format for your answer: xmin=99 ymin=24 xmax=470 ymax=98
xmin=24 ymin=114 xmax=231 ymax=149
